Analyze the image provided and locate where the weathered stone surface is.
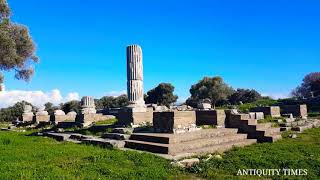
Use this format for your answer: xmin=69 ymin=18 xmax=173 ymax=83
xmin=280 ymin=104 xmax=308 ymax=118
xmin=22 ymin=115 xmax=34 ymax=122
xmin=43 ymin=132 xmax=71 ymax=141
xmin=102 ymin=133 xmax=130 ymax=140
xmin=67 ymin=111 xmax=77 ymax=116
xmin=154 ymin=105 xmax=169 ymax=112
xmin=81 ymin=96 xmax=96 ymax=114
xmin=22 ymin=105 xmax=33 ymax=116
xmin=117 ymin=111 xmax=153 ymax=125
xmin=126 ymin=45 xmax=146 ymax=112
xmin=76 ymin=114 xmax=115 ymax=127
xmin=176 ymin=105 xmax=193 ymax=111
xmin=82 ymin=138 xmax=125 ymax=148
xmin=52 ymin=114 xmax=76 ymax=123
xmin=197 ymin=103 xmax=212 ymax=110
xmin=178 ymin=158 xmax=200 ymax=167
xmin=35 ymin=115 xmax=50 ymax=122
xmin=255 ymin=112 xmax=264 ymax=120
xmin=195 ymin=110 xmax=226 ymax=127
xmin=153 ymin=111 xmax=196 ymax=133
xmin=112 ymin=128 xmax=134 ymax=134
xmin=250 ymin=106 xmax=281 ymax=118
xmin=54 ymin=110 xmax=65 ymax=116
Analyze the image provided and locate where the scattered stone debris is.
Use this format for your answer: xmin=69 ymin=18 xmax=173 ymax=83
xmin=289 ymin=134 xmax=297 ymax=139
xmin=178 ymin=158 xmax=200 ymax=168
xmin=213 ymin=154 xmax=222 ymax=159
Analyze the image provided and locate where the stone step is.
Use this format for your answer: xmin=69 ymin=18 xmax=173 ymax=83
xmin=101 ymin=133 xmax=130 ymax=140
xmin=248 ymin=131 xmax=282 ymax=143
xmin=182 ymin=139 xmax=257 ymax=155
xmin=241 ymin=119 xmax=257 ymax=125
xmin=125 ymin=138 xmax=257 ymax=155
xmin=130 ymin=128 xmax=239 ymax=144
xmin=255 ymin=123 xmax=272 ymax=129
xmin=43 ymin=132 xmax=71 ymax=141
xmin=170 ymin=134 xmax=248 ymax=154
xmin=125 ymin=140 xmax=169 ymax=154
xmin=82 ymin=138 xmax=125 ymax=148
xmin=261 ymin=128 xmax=281 ymax=136
xmin=112 ymin=128 xmax=133 ymax=134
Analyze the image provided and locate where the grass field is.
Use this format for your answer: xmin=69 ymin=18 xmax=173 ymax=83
xmin=1 ymin=128 xmax=320 ymax=179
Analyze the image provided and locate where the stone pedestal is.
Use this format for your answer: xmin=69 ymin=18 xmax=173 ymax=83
xmin=153 ymin=111 xmax=196 ymax=133
xmin=250 ymin=106 xmax=280 ymax=118
xmin=52 ymin=115 xmax=77 ymax=124
xmin=117 ymin=110 xmax=153 ymax=125
xmin=195 ymin=110 xmax=226 ymax=127
xmin=76 ymin=113 xmax=115 ymax=127
xmin=36 ymin=115 xmax=50 ymax=123
xmin=22 ymin=114 xmax=34 ymax=122
xmin=280 ymin=104 xmax=308 ymax=118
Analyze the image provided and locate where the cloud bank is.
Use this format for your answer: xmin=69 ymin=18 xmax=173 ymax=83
xmin=261 ymin=92 xmax=290 ymax=99
xmin=0 ymin=89 xmax=79 ymax=108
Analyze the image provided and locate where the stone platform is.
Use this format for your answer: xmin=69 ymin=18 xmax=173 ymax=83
xmin=125 ymin=128 xmax=256 ymax=156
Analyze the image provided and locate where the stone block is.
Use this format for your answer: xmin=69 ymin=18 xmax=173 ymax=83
xmin=153 ymin=111 xmax=196 ymax=133
xmin=52 ymin=115 xmax=76 ymax=123
xmin=117 ymin=111 xmax=153 ymax=125
xmin=22 ymin=115 xmax=34 ymax=122
xmin=36 ymin=115 xmax=50 ymax=122
xmin=255 ymin=112 xmax=264 ymax=120
xmin=280 ymin=104 xmax=308 ymax=118
xmin=250 ymin=106 xmax=280 ymax=118
xmin=76 ymin=114 xmax=115 ymax=126
xmin=195 ymin=110 xmax=226 ymax=127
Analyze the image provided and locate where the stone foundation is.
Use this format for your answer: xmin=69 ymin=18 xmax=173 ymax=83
xmin=52 ymin=114 xmax=77 ymax=124
xmin=117 ymin=111 xmax=153 ymax=125
xmin=21 ymin=115 xmax=34 ymax=122
xmin=153 ymin=111 xmax=196 ymax=133
xmin=195 ymin=110 xmax=226 ymax=127
xmin=280 ymin=104 xmax=308 ymax=118
xmin=250 ymin=106 xmax=280 ymax=118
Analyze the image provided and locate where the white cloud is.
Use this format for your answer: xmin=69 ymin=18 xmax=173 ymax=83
xmin=261 ymin=92 xmax=290 ymax=99
xmin=0 ymin=89 xmax=80 ymax=108
xmin=65 ymin=92 xmax=80 ymax=102
xmin=105 ymin=90 xmax=126 ymax=97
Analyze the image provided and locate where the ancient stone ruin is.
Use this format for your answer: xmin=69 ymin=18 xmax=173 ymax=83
xmin=30 ymin=45 xmax=320 ymax=159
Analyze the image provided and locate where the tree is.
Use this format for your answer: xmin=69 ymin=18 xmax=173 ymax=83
xmin=292 ymin=72 xmax=320 ymax=98
xmin=229 ymin=88 xmax=262 ymax=105
xmin=145 ymin=83 xmax=178 ymax=107
xmin=0 ymin=101 xmax=33 ymax=122
xmin=61 ymin=100 xmax=81 ymax=114
xmin=95 ymin=94 xmax=129 ymax=109
xmin=188 ymin=76 xmax=234 ymax=108
xmin=44 ymin=102 xmax=59 ymax=115
xmin=0 ymin=0 xmax=39 ymax=84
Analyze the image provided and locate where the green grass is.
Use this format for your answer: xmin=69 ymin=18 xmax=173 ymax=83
xmin=1 ymin=128 xmax=320 ymax=179
xmin=308 ymin=112 xmax=320 ymax=118
xmin=187 ymin=128 xmax=320 ymax=179
xmin=0 ymin=131 xmax=180 ymax=179
xmin=94 ymin=118 xmax=118 ymax=125
xmin=236 ymin=99 xmax=278 ymax=113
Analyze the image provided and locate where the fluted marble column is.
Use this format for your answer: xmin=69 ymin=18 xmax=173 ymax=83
xmin=81 ymin=96 xmax=96 ymax=114
xmin=126 ymin=44 xmax=146 ymax=112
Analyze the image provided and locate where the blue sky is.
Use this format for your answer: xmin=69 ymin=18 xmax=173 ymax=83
xmin=3 ymin=0 xmax=320 ymax=102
